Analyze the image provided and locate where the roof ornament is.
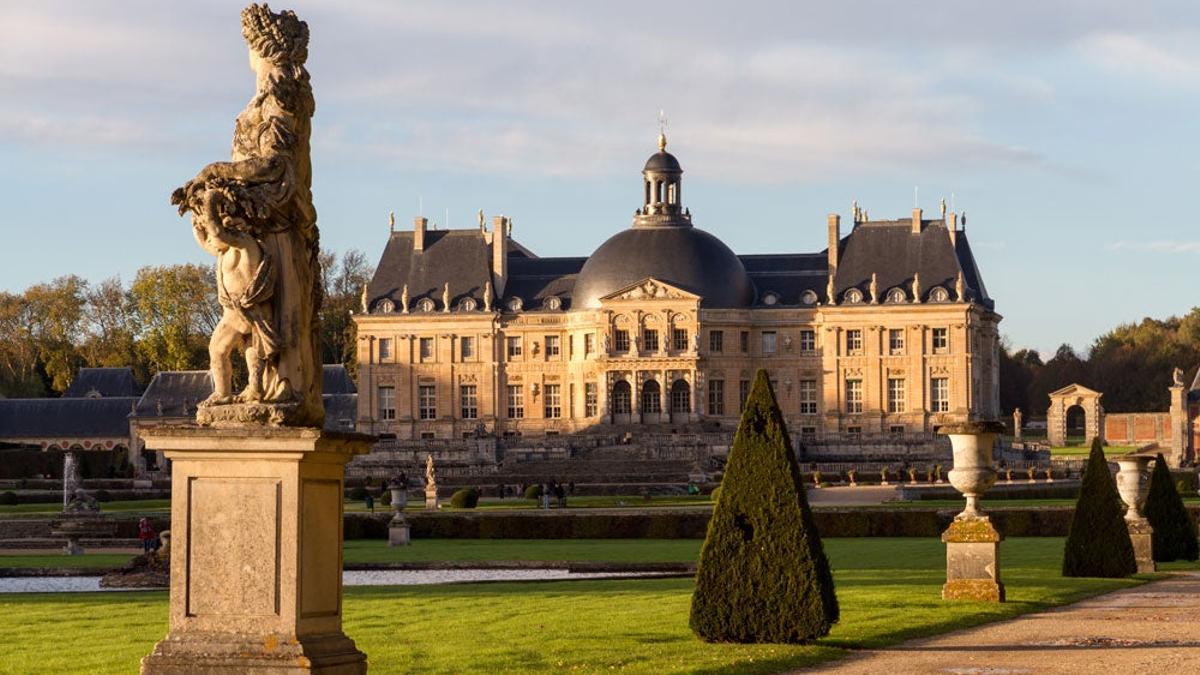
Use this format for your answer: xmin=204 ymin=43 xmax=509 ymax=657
xmin=442 ymin=283 xmax=451 ymax=313
xmin=657 ymin=109 xmax=668 ymax=151
xmin=483 ymin=279 xmax=493 ymax=312
xmin=826 ymin=274 xmax=836 ymax=306
xmin=400 ymin=284 xmax=410 ymax=313
xmin=506 ymin=217 xmax=513 ymax=236
xmin=961 ymin=211 xmax=967 ymax=230
xmin=940 ymin=198 xmax=947 ymax=219
xmin=389 ymin=211 xmax=395 ymax=233
xmin=478 ymin=209 xmax=485 ymax=232
xmin=912 ymin=272 xmax=922 ymax=304
xmin=869 ymin=273 xmax=879 ymax=304
xmin=955 ymin=270 xmax=966 ymax=303
xmin=360 ymin=284 xmax=368 ymax=313
xmin=852 ymin=200 xmax=860 ymax=223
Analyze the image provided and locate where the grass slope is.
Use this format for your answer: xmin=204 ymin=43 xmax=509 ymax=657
xmin=0 ymin=538 xmax=1153 ymax=674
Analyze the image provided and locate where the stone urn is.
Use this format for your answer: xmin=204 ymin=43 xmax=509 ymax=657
xmin=1115 ymin=454 xmax=1153 ymax=522
xmin=938 ymin=422 xmax=1005 ymax=519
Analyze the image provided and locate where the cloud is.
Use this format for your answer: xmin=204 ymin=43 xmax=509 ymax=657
xmin=1078 ymin=31 xmax=1200 ymax=85
xmin=1107 ymin=240 xmax=1200 ymax=254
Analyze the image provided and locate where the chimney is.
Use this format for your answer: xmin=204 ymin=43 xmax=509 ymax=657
xmin=948 ymin=212 xmax=958 ymax=246
xmin=827 ymin=214 xmax=840 ymax=271
xmin=911 ymin=208 xmax=922 ymax=235
xmin=492 ymin=215 xmax=508 ymax=298
xmin=413 ymin=216 xmax=428 ymax=252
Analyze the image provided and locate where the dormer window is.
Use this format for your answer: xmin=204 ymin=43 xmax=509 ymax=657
xmin=929 ymin=287 xmax=950 ymax=303
xmin=543 ymin=296 xmax=562 ymax=311
xmin=376 ymin=299 xmax=395 ymax=313
xmin=459 ymin=298 xmax=477 ymax=312
xmin=417 ymin=298 xmax=435 ymax=312
xmin=506 ymin=297 xmax=523 ymax=312
xmin=761 ymin=291 xmax=780 ymax=306
xmin=886 ymin=288 xmax=906 ymax=304
xmin=844 ymin=288 xmax=864 ymax=305
xmin=800 ymin=290 xmax=818 ymax=305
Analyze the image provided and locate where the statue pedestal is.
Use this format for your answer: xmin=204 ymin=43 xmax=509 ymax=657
xmin=941 ymin=517 xmax=1005 ymax=602
xmin=425 ymin=486 xmax=439 ymax=511
xmin=139 ymin=426 xmax=370 ymax=674
xmin=388 ymin=514 xmax=410 ymax=547
xmin=1127 ymin=518 xmax=1156 ymax=574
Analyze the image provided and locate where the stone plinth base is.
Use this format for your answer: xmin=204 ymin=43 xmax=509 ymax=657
xmin=196 ymin=400 xmax=310 ymax=428
xmin=425 ymin=487 xmax=439 ymax=510
xmin=142 ymin=632 xmax=365 ymax=674
xmin=138 ymin=425 xmax=371 ymax=674
xmin=388 ymin=515 xmax=410 ymax=547
xmin=1127 ymin=519 xmax=1156 ymax=574
xmin=941 ymin=516 xmax=1005 ymax=602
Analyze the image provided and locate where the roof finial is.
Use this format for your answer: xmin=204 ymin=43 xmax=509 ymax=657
xmin=657 ymin=109 xmax=668 ymax=151
xmin=388 ymin=211 xmax=395 ymax=233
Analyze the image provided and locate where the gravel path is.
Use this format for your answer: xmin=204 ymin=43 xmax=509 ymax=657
xmin=805 ymin=572 xmax=1200 ymax=674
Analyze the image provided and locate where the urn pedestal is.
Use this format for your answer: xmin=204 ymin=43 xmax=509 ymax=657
xmin=1115 ymin=454 xmax=1156 ymax=574
xmin=139 ymin=426 xmax=371 ymax=675
xmin=938 ymin=422 xmax=1006 ymax=602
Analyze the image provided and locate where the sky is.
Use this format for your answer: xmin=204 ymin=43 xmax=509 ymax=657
xmin=2 ymin=0 xmax=1200 ymax=356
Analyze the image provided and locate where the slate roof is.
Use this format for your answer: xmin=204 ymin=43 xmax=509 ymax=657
xmin=64 ymin=367 xmax=140 ymax=398
xmin=740 ymin=253 xmax=827 ymax=306
xmin=506 ymin=256 xmax=585 ymax=310
xmin=134 ymin=371 xmax=212 ymax=418
xmin=323 ymin=394 xmax=358 ymax=431
xmin=366 ymin=230 xmax=497 ymax=312
xmin=323 ymin=364 xmax=357 ymax=395
xmin=830 ymin=219 xmax=994 ymax=309
xmin=0 ymin=397 xmax=137 ymax=440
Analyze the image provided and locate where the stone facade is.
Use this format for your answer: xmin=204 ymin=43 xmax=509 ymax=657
xmin=353 ymin=139 xmax=1001 ymax=451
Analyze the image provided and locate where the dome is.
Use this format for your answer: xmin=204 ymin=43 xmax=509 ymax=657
xmin=643 ymin=151 xmax=681 ymax=173
xmin=573 ymin=226 xmax=755 ymax=309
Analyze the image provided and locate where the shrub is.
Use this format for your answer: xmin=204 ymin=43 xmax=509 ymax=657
xmin=1062 ymin=439 xmax=1136 ymax=578
xmin=690 ymin=369 xmax=838 ymax=643
xmin=1145 ymin=454 xmax=1199 ymax=563
xmin=450 ymin=488 xmax=480 ymax=509
xmin=379 ymin=490 xmax=391 ymax=506
xmin=524 ymin=484 xmax=543 ymax=500
xmin=709 ymin=486 xmax=721 ymax=502
xmin=0 ymin=491 xmax=17 ymax=505
xmin=348 ymin=486 xmax=368 ymax=500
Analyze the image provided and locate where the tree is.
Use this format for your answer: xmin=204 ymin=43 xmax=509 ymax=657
xmin=1062 ymin=438 xmax=1137 ymax=578
xmin=317 ymin=249 xmax=371 ymax=374
xmin=0 ymin=291 xmax=44 ymax=397
xmin=690 ymin=369 xmax=838 ymax=643
xmin=130 ymin=264 xmax=219 ymax=373
xmin=1144 ymin=453 xmax=1199 ymax=563
xmin=24 ymin=275 xmax=88 ymax=393
xmin=81 ymin=277 xmax=143 ymax=378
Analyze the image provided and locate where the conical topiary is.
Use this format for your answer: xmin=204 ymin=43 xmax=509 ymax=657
xmin=1062 ymin=438 xmax=1137 ymax=578
xmin=1145 ymin=453 xmax=1199 ymax=563
xmin=690 ymin=369 xmax=838 ymax=643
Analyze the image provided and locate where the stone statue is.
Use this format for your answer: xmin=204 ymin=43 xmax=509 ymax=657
xmin=64 ymin=488 xmax=100 ymax=514
xmin=477 ymin=209 xmax=485 ymax=231
xmin=869 ymin=273 xmax=879 ymax=304
xmin=692 ymin=332 xmax=700 ymax=352
xmin=170 ymin=3 xmax=322 ymax=427
xmin=955 ymin=271 xmax=965 ymax=302
xmin=1173 ymin=367 xmax=1185 ymax=387
xmin=359 ymin=284 xmax=368 ymax=313
xmin=1013 ymin=408 xmax=1023 ymax=441
xmin=388 ymin=211 xmax=395 ymax=232
xmin=400 ymin=284 xmax=410 ymax=313
xmin=603 ymin=332 xmax=611 ymax=353
xmin=826 ymin=275 xmax=836 ymax=305
xmin=912 ymin=272 xmax=922 ymax=304
xmin=442 ymin=282 xmax=451 ymax=313
xmin=483 ymin=280 xmax=493 ymax=311
xmin=424 ymin=454 xmax=435 ymax=485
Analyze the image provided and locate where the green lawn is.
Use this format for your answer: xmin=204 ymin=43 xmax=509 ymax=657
xmin=1050 ymin=444 xmax=1135 ymax=457
xmin=0 ymin=499 xmax=170 ymax=517
xmin=345 ymin=494 xmax=715 ymax=513
xmin=0 ymin=538 xmax=1169 ymax=674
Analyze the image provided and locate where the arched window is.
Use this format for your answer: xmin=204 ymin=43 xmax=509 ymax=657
xmin=612 ymin=381 xmax=632 ymax=414
xmin=642 ymin=380 xmax=662 ymax=414
xmin=886 ymin=288 xmax=906 ymax=304
xmin=800 ymin=290 xmax=818 ymax=305
xmin=929 ymin=287 xmax=949 ymax=303
xmin=845 ymin=288 xmax=863 ymax=305
xmin=670 ymin=380 xmax=690 ymax=414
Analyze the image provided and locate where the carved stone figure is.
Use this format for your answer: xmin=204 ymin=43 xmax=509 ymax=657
xmin=826 ymin=274 xmax=836 ymax=305
xmin=1173 ymin=367 xmax=1185 ymax=387
xmin=359 ymin=284 xmax=368 ymax=313
xmin=912 ymin=272 xmax=922 ymax=304
xmin=483 ymin=280 xmax=493 ymax=311
xmin=170 ymin=3 xmax=322 ymax=427
xmin=955 ymin=270 xmax=966 ymax=302
xmin=425 ymin=453 xmax=436 ymax=486
xmin=400 ymin=284 xmax=410 ymax=313
xmin=1013 ymin=408 xmax=1023 ymax=441
xmin=442 ymin=282 xmax=451 ymax=313
xmin=869 ymin=273 xmax=879 ymax=304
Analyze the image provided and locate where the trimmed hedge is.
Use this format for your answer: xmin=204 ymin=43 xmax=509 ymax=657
xmin=690 ymin=370 xmax=837 ymax=643
xmin=1146 ymin=453 xmax=1199 ymax=562
xmin=524 ymin=484 xmax=543 ymax=500
xmin=449 ymin=488 xmax=480 ymax=509
xmin=1062 ymin=439 xmax=1136 ymax=578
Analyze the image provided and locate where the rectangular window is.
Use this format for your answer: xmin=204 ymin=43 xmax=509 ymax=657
xmin=800 ymin=426 xmax=817 ymax=438
xmin=460 ymin=385 xmax=478 ymax=419
xmin=888 ymin=329 xmax=904 ymax=355
xmin=506 ymin=336 xmax=522 ymax=358
xmin=545 ymin=335 xmax=560 ymax=357
xmin=887 ymin=378 xmax=906 ymax=413
xmin=709 ymin=330 xmax=724 ymax=353
xmin=799 ymin=329 xmax=815 ymax=353
xmin=460 ymin=336 xmax=474 ymax=359
xmin=739 ymin=379 xmax=751 ymax=411
xmin=932 ymin=327 xmax=949 ymax=353
xmin=890 ymin=425 xmax=906 ymax=434
xmin=845 ymin=379 xmax=863 ymax=414
xmin=377 ymin=385 xmax=395 ymax=420
xmin=377 ymin=338 xmax=392 ymax=361
xmin=672 ymin=328 xmax=688 ymax=351
xmin=847 ymin=425 xmax=862 ymax=436
xmin=761 ymin=331 xmax=777 ymax=354
xmin=708 ymin=380 xmax=725 ymax=416
xmin=584 ymin=333 xmax=595 ymax=356
xmin=614 ymin=329 xmax=630 ymax=352
xmin=846 ymin=329 xmax=863 ymax=355
xmin=643 ymin=329 xmax=659 ymax=351
xmin=419 ymin=337 xmax=434 ymax=361
xmin=420 ymin=431 xmax=435 ymax=440
xmin=740 ymin=331 xmax=750 ymax=353
xmin=585 ymin=383 xmax=598 ymax=417
xmin=798 ymin=380 xmax=817 ymax=414
xmin=931 ymin=377 xmax=950 ymax=412
xmin=506 ymin=384 xmax=524 ymax=419
xmin=418 ymin=385 xmax=436 ymax=420
xmin=544 ymin=384 xmax=561 ymax=419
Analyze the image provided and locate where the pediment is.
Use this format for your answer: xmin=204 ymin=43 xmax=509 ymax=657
xmin=1048 ymin=383 xmax=1103 ymax=399
xmin=599 ymin=278 xmax=700 ymax=303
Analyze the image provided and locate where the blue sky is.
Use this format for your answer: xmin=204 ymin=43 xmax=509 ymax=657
xmin=2 ymin=1 xmax=1199 ymax=356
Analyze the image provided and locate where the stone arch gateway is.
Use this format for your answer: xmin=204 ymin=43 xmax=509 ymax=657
xmin=1047 ymin=383 xmax=1104 ymax=447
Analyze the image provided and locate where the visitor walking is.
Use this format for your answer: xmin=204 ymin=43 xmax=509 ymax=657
xmin=138 ymin=517 xmax=157 ymax=554
xmin=365 ymin=492 xmax=375 ymax=513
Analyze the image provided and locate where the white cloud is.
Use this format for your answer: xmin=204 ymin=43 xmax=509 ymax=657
xmin=1107 ymin=240 xmax=1200 ymax=254
xmin=1078 ymin=31 xmax=1200 ymax=85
